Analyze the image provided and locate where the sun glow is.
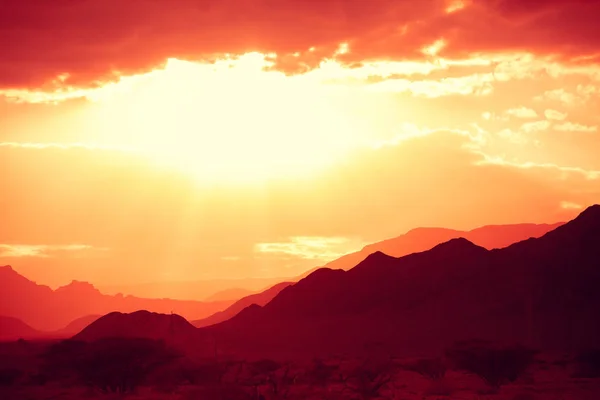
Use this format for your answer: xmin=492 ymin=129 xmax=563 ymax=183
xmin=86 ymin=54 xmax=367 ymax=183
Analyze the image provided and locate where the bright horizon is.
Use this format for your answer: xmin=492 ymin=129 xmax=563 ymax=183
xmin=1 ymin=0 xmax=600 ymax=289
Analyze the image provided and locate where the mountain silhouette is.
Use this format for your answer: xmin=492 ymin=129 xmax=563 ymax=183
xmin=54 ymin=315 xmax=102 ymax=336
xmin=204 ymin=287 xmax=256 ymax=302
xmin=73 ymin=310 xmax=197 ymax=343
xmin=296 ymin=222 xmax=563 ymax=279
xmin=0 ymin=316 xmax=42 ymax=341
xmin=192 ymin=282 xmax=293 ymax=328
xmin=201 ymin=205 xmax=600 ymax=358
xmin=193 ymin=223 xmax=543 ymax=331
xmin=0 ymin=267 xmax=233 ymax=331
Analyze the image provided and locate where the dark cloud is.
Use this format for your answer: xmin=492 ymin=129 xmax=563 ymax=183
xmin=0 ymin=0 xmax=599 ymax=89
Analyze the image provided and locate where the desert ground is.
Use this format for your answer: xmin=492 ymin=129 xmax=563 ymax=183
xmin=1 ymin=338 xmax=599 ymax=400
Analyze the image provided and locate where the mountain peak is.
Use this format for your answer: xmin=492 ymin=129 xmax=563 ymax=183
xmin=0 ymin=265 xmax=17 ymax=276
xmin=429 ymin=237 xmax=484 ymax=255
xmin=364 ymin=250 xmax=394 ymax=262
xmin=575 ymin=204 xmax=600 ymax=221
xmin=55 ymin=280 xmax=101 ymax=295
xmin=548 ymin=204 xmax=600 ymax=239
xmin=74 ymin=310 xmax=197 ymax=342
xmin=352 ymin=251 xmax=397 ymax=271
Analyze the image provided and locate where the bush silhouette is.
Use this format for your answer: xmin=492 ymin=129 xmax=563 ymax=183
xmin=446 ymin=341 xmax=536 ymax=390
xmin=341 ymin=358 xmax=395 ymax=399
xmin=78 ymin=338 xmax=180 ymax=393
xmin=305 ymin=359 xmax=338 ymax=387
xmin=43 ymin=338 xmax=180 ymax=393
xmin=0 ymin=368 xmax=22 ymax=386
xmin=573 ymin=349 xmax=600 ymax=378
xmin=403 ymin=357 xmax=447 ymax=380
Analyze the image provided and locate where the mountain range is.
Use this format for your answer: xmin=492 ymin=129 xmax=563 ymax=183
xmin=297 ymin=221 xmax=565 ymax=278
xmin=0 ymin=268 xmax=233 ymax=331
xmin=192 ymin=282 xmax=293 ymax=328
xmin=192 ymin=221 xmax=564 ymax=327
xmin=0 ymin=218 xmax=571 ymax=337
xmin=196 ymin=205 xmax=600 ymax=359
xmin=0 ymin=314 xmax=102 ymax=341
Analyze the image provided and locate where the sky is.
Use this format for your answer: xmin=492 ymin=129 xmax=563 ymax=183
xmin=1 ymin=0 xmax=600 ymax=289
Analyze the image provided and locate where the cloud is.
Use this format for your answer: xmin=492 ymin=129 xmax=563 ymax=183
xmin=0 ymin=141 xmax=136 ymax=152
xmin=521 ymin=120 xmax=551 ymax=133
xmin=475 ymin=153 xmax=600 ymax=180
xmin=0 ymin=244 xmax=107 ymax=258
xmin=254 ymin=236 xmax=366 ymax=262
xmin=544 ymin=109 xmax=567 ymax=120
xmin=553 ymin=122 xmax=598 ymax=132
xmin=1 ymin=126 xmax=599 ymax=284
xmin=535 ymin=84 xmax=600 ymax=106
xmin=1 ymin=0 xmax=600 ymax=89
xmin=560 ymin=201 xmax=584 ymax=210
xmin=367 ymin=73 xmax=495 ymax=97
xmin=505 ymin=107 xmax=538 ymax=119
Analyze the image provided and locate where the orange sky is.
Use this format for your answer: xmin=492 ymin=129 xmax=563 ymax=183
xmin=1 ymin=0 xmax=600 ymax=288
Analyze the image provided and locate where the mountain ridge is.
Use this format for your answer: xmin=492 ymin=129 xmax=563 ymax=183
xmin=200 ymin=205 xmax=600 ymax=359
xmin=0 ymin=268 xmax=234 ymax=331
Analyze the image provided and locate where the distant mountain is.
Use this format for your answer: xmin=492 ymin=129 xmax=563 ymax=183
xmin=54 ymin=315 xmax=102 ymax=336
xmin=0 ymin=316 xmax=42 ymax=341
xmin=192 ymin=282 xmax=293 ymax=328
xmin=202 ymin=206 xmax=600 ymax=358
xmin=297 ymin=222 xmax=564 ymax=279
xmin=204 ymin=287 xmax=256 ymax=302
xmin=99 ymin=277 xmax=284 ymax=302
xmin=193 ymin=221 xmax=563 ymax=329
xmin=0 ymin=267 xmax=233 ymax=331
xmin=74 ymin=310 xmax=198 ymax=343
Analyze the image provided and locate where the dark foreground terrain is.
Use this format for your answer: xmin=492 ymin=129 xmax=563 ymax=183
xmin=1 ymin=337 xmax=600 ymax=400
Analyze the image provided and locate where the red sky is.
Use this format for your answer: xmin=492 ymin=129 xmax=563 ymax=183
xmin=1 ymin=0 xmax=599 ymax=288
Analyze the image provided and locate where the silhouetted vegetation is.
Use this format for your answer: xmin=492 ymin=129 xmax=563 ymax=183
xmin=446 ymin=341 xmax=536 ymax=391
xmin=305 ymin=358 xmax=338 ymax=387
xmin=573 ymin=349 xmax=600 ymax=378
xmin=403 ymin=357 xmax=447 ymax=380
xmin=41 ymin=338 xmax=180 ymax=393
xmin=341 ymin=357 xmax=395 ymax=399
xmin=0 ymin=368 xmax=22 ymax=386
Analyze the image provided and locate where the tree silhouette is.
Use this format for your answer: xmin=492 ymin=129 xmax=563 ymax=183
xmin=446 ymin=341 xmax=536 ymax=391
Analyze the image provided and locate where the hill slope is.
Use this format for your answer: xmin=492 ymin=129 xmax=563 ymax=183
xmin=0 ymin=316 xmax=42 ymax=341
xmin=192 ymin=282 xmax=293 ymax=328
xmin=73 ymin=310 xmax=198 ymax=343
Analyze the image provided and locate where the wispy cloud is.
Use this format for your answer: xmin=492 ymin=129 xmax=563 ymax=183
xmin=544 ymin=109 xmax=567 ymax=121
xmin=0 ymin=142 xmax=138 ymax=152
xmin=521 ymin=120 xmax=551 ymax=133
xmin=560 ymin=201 xmax=584 ymax=210
xmin=505 ymin=107 xmax=538 ymax=119
xmin=254 ymin=236 xmax=365 ymax=262
xmin=535 ymin=84 xmax=599 ymax=106
xmin=367 ymin=73 xmax=494 ymax=97
xmin=553 ymin=122 xmax=598 ymax=133
xmin=0 ymin=244 xmax=108 ymax=258
xmin=475 ymin=154 xmax=600 ymax=180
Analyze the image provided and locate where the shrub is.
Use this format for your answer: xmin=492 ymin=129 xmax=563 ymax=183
xmin=404 ymin=358 xmax=447 ymax=380
xmin=573 ymin=349 xmax=600 ymax=378
xmin=305 ymin=359 xmax=338 ymax=387
xmin=446 ymin=341 xmax=536 ymax=390
xmin=42 ymin=337 xmax=180 ymax=393
xmin=341 ymin=358 xmax=395 ymax=399
xmin=0 ymin=368 xmax=22 ymax=386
